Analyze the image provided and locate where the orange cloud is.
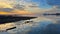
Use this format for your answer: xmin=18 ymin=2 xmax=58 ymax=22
xmin=0 ymin=11 xmax=11 ymax=15
xmin=11 ymin=10 xmax=34 ymax=15
xmin=0 ymin=10 xmax=34 ymax=15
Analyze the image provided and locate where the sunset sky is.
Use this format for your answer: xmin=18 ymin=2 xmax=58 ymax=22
xmin=0 ymin=0 xmax=60 ymax=34
xmin=0 ymin=0 xmax=60 ymax=16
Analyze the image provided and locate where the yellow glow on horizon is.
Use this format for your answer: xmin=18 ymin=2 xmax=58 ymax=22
xmin=11 ymin=10 xmax=34 ymax=15
xmin=0 ymin=11 xmax=11 ymax=15
xmin=0 ymin=10 xmax=34 ymax=15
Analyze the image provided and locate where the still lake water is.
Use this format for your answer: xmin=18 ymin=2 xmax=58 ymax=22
xmin=0 ymin=16 xmax=60 ymax=34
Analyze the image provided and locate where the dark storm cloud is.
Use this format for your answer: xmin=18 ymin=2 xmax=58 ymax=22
xmin=46 ymin=0 xmax=60 ymax=6
xmin=0 ymin=8 xmax=14 ymax=12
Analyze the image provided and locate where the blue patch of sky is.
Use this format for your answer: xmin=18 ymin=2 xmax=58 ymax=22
xmin=47 ymin=0 xmax=60 ymax=6
xmin=17 ymin=0 xmax=53 ymax=9
xmin=30 ymin=0 xmax=53 ymax=9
